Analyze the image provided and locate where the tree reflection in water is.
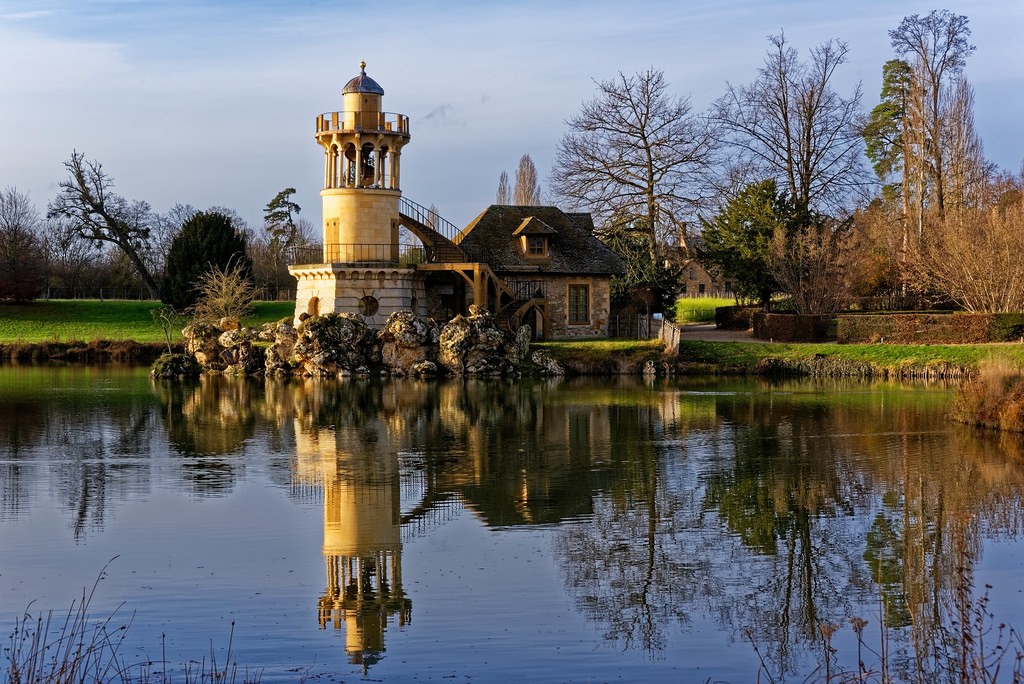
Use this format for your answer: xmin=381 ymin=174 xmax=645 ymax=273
xmin=3 ymin=370 xmax=1024 ymax=679
xmin=552 ymin=378 xmax=1024 ymax=678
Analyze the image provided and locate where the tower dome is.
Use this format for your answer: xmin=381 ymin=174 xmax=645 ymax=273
xmin=342 ymin=61 xmax=385 ymax=96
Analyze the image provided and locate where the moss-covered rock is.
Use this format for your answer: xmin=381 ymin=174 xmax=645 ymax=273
xmin=150 ymin=353 xmax=202 ymax=379
xmin=380 ymin=310 xmax=438 ymax=375
xmin=438 ymin=306 xmax=519 ymax=376
xmin=294 ymin=312 xmax=378 ymax=376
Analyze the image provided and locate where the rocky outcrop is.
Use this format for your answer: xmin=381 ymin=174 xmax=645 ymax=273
xmin=530 ymin=350 xmax=564 ymax=376
xmin=292 ymin=312 xmax=380 ymax=377
xmin=261 ymin=321 xmax=298 ymax=376
xmin=438 ymin=305 xmax=524 ymax=376
xmin=179 ymin=308 xmax=530 ymax=378
xmin=380 ymin=310 xmax=439 ymax=376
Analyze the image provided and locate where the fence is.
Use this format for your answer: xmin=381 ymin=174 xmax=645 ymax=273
xmin=608 ymin=314 xmax=667 ymax=340
xmin=39 ymin=287 xmax=296 ymax=302
xmin=656 ymin=318 xmax=685 ymax=354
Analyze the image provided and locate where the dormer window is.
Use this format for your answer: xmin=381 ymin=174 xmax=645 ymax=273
xmin=513 ymin=217 xmax=556 ymax=260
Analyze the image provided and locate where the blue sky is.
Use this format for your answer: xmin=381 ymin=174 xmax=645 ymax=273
xmin=1 ymin=0 xmax=1022 ymax=231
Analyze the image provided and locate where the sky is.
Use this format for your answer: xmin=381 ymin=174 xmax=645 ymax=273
xmin=1 ymin=0 xmax=1022 ymax=232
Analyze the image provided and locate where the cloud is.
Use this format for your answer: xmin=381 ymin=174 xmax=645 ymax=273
xmin=420 ymin=104 xmax=466 ymax=129
xmin=0 ymin=10 xmax=53 ymax=20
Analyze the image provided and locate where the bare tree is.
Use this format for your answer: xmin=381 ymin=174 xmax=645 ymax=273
xmin=512 ymin=154 xmax=541 ymax=206
xmin=942 ymin=77 xmax=992 ymax=213
xmin=147 ymin=203 xmax=198 ymax=285
xmin=713 ymin=33 xmax=866 ymax=213
xmin=552 ymin=68 xmax=717 ymax=263
xmin=496 ymin=170 xmax=511 ymax=205
xmin=43 ymin=215 xmax=96 ymax=294
xmin=889 ymin=10 xmax=976 ymax=219
xmin=911 ymin=199 xmax=1024 ymax=313
xmin=767 ymin=216 xmax=853 ymax=315
xmin=47 ymin=151 xmax=161 ymax=298
xmin=0 ymin=187 xmax=45 ymax=301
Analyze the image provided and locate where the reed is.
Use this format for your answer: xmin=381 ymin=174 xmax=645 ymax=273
xmin=3 ymin=561 xmax=261 ymax=684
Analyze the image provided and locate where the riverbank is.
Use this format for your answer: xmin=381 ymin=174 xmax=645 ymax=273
xmin=4 ymin=301 xmax=1024 ymax=377
xmin=537 ymin=331 xmax=1024 ymax=379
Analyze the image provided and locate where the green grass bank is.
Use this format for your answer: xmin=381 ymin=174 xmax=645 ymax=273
xmin=3 ymin=300 xmax=1024 ymax=377
xmin=0 ymin=300 xmax=294 ymax=343
xmin=537 ymin=338 xmax=1024 ymax=378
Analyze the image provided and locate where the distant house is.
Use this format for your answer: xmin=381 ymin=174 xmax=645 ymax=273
xmin=454 ymin=206 xmax=624 ymax=339
xmin=672 ymin=229 xmax=734 ymax=298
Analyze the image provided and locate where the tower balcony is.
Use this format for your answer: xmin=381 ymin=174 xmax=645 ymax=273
xmin=316 ymin=111 xmax=410 ymax=137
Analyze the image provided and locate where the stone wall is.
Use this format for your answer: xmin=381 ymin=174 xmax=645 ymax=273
xmin=544 ymin=274 xmax=613 ymax=339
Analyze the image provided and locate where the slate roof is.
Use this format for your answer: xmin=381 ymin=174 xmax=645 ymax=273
xmin=456 ymin=205 xmax=624 ymax=276
xmin=342 ymin=62 xmax=385 ymax=95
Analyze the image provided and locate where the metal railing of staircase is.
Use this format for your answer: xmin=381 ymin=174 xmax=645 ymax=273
xmin=399 ymin=197 xmax=462 ymax=243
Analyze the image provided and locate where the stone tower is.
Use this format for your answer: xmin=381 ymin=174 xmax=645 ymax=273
xmin=290 ymin=62 xmax=425 ymax=326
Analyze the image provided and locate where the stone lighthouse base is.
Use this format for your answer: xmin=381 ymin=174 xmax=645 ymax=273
xmin=290 ymin=265 xmax=428 ymax=328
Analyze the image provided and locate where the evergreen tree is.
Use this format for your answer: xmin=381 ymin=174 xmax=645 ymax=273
xmin=699 ymin=180 xmax=801 ymax=310
xmin=161 ymin=211 xmax=252 ymax=311
xmin=264 ymin=188 xmax=301 ymax=248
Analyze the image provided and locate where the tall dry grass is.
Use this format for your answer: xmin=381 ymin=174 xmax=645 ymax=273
xmin=950 ymin=359 xmax=1024 ymax=433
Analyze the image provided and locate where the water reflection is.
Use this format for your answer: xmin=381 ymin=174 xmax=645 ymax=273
xmin=2 ymin=370 xmax=1024 ymax=680
xmin=292 ymin=382 xmax=412 ymax=669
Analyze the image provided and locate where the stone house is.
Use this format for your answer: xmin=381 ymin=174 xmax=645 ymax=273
xmin=452 ymin=206 xmax=624 ymax=339
xmin=673 ymin=230 xmax=734 ymax=298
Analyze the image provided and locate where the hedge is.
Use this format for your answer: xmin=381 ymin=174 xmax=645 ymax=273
xmin=716 ymin=305 xmax=759 ymax=330
xmin=836 ymin=313 xmax=1024 ymax=344
xmin=752 ymin=313 xmax=831 ymax=342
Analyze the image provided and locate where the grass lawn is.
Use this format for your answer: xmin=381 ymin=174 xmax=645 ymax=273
xmin=538 ymin=337 xmax=1024 ymax=374
xmin=0 ymin=300 xmax=295 ymax=343
xmin=675 ymin=297 xmax=735 ymax=323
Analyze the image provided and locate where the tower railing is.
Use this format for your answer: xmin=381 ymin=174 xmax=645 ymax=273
xmin=287 ymin=242 xmax=483 ymax=267
xmin=288 ymin=243 xmax=427 ymax=267
xmin=316 ymin=111 xmax=410 ymax=135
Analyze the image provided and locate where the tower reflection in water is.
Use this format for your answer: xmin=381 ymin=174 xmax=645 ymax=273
xmin=294 ymin=419 xmax=411 ymax=670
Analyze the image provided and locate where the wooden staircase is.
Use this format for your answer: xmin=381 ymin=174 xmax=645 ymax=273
xmin=400 ymin=197 xmax=544 ymax=334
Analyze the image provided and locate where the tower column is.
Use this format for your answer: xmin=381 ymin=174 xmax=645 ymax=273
xmin=354 ymin=135 xmax=363 ymax=189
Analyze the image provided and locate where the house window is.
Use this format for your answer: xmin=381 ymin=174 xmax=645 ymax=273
xmin=568 ymin=285 xmax=589 ymax=324
xmin=699 ymin=283 xmax=706 ymax=295
xmin=689 ymin=269 xmax=696 ymax=280
xmin=724 ymin=281 xmax=732 ymax=294
xmin=527 ymin=236 xmax=546 ymax=255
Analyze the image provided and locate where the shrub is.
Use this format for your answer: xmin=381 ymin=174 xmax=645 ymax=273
xmin=162 ymin=211 xmax=252 ymax=311
xmin=836 ymin=312 xmax=1024 ymax=344
xmin=151 ymin=352 xmax=202 ymax=379
xmin=191 ymin=260 xmax=257 ymax=322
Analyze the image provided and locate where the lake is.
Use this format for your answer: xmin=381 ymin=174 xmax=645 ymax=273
xmin=1 ymin=366 xmax=1023 ymax=682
